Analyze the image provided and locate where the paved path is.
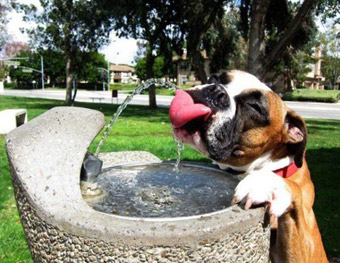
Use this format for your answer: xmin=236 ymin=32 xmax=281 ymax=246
xmin=1 ymin=89 xmax=340 ymax=120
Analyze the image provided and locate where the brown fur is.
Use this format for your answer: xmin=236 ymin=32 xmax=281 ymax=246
xmin=224 ymin=90 xmax=328 ymax=262
xmin=221 ymin=91 xmax=287 ymax=167
xmin=271 ymin=160 xmax=328 ymax=263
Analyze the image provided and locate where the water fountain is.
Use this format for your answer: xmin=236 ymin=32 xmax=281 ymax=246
xmin=6 ymin=81 xmax=270 ymax=262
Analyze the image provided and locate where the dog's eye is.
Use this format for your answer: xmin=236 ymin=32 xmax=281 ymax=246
xmin=246 ymin=103 xmax=263 ymax=116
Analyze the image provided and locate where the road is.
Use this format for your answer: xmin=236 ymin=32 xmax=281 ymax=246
xmin=1 ymin=89 xmax=340 ymax=120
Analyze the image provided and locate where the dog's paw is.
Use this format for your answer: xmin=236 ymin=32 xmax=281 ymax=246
xmin=232 ymin=170 xmax=291 ymax=217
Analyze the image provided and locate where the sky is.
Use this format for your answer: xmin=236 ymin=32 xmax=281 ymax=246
xmin=5 ymin=0 xmax=337 ymax=65
xmin=6 ymin=0 xmax=138 ymax=65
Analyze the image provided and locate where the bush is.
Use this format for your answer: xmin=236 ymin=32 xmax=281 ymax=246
xmin=4 ymin=82 xmax=41 ymax=89
xmin=0 ymin=67 xmax=6 ymax=81
xmin=4 ymin=82 xmax=17 ymax=89
xmin=77 ymin=82 xmax=103 ymax=90
xmin=296 ymin=84 xmax=307 ymax=89
xmin=282 ymin=89 xmax=340 ymax=103
xmin=110 ymin=83 xmax=138 ymax=91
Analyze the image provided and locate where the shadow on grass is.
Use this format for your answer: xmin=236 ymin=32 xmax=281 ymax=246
xmin=306 ymin=119 xmax=340 ymax=132
xmin=306 ymin=147 xmax=340 ymax=258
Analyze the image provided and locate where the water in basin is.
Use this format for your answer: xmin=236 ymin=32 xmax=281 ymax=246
xmin=86 ymin=163 xmax=239 ymax=218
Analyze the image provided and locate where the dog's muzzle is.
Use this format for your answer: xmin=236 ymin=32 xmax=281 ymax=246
xmin=169 ymin=85 xmax=241 ymax=162
xmin=169 ymin=84 xmax=230 ymax=129
xmin=185 ymin=84 xmax=230 ymax=112
xmin=169 ymin=89 xmax=211 ymax=129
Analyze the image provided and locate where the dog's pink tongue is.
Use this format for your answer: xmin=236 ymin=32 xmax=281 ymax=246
xmin=169 ymin=90 xmax=211 ymax=128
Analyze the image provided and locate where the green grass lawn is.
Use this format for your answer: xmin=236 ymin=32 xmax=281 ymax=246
xmin=283 ymin=89 xmax=340 ymax=103
xmin=0 ymin=96 xmax=339 ymax=262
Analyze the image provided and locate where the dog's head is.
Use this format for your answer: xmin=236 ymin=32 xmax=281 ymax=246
xmin=170 ymin=70 xmax=307 ymax=171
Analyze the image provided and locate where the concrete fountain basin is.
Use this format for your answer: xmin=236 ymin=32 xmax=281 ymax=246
xmin=6 ymin=107 xmax=270 ymax=262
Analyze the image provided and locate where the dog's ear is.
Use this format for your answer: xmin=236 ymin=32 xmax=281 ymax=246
xmin=285 ymin=109 xmax=307 ymax=168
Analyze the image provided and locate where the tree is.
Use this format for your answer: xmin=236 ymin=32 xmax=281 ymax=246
xmin=8 ymin=49 xmax=65 ymax=89
xmin=100 ymin=0 xmax=331 ymax=94
xmin=240 ymin=0 xmax=318 ymax=80
xmin=0 ymin=67 xmax=7 ymax=81
xmin=179 ymin=0 xmax=228 ymax=83
xmin=203 ymin=8 xmax=243 ymax=74
xmin=135 ymin=57 xmax=147 ymax=81
xmin=7 ymin=48 xmax=107 ymax=89
xmin=133 ymin=40 xmax=147 ymax=63
xmin=135 ymin=56 xmax=166 ymax=81
xmin=110 ymin=0 xmax=185 ymax=108
xmin=1 ymin=42 xmax=29 ymax=84
xmin=168 ymin=0 xmax=317 ymax=84
xmin=0 ymin=0 xmax=13 ymax=52
xmin=3 ymin=42 xmax=29 ymax=58
xmin=8 ymin=49 xmax=42 ymax=88
xmin=75 ymin=51 xmax=107 ymax=88
xmin=316 ymin=0 xmax=340 ymax=25
xmin=152 ymin=57 xmax=165 ymax=79
xmin=17 ymin=0 xmax=113 ymax=104
xmin=321 ymin=56 xmax=340 ymax=89
xmin=39 ymin=49 xmax=65 ymax=87
xmin=319 ymin=27 xmax=340 ymax=89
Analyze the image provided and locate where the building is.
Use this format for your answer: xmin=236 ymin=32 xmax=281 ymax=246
xmin=109 ymin=64 xmax=138 ymax=84
xmin=269 ymin=47 xmax=325 ymax=92
xmin=303 ymin=47 xmax=325 ymax=89
xmin=172 ymin=49 xmax=211 ymax=86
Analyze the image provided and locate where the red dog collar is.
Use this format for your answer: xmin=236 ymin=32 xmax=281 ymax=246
xmin=274 ymin=162 xmax=299 ymax=178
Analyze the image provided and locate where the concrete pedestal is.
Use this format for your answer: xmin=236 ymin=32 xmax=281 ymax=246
xmin=6 ymin=107 xmax=270 ymax=262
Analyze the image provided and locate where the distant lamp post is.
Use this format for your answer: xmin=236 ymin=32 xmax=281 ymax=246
xmin=96 ymin=63 xmax=110 ymax=91
xmin=19 ymin=63 xmax=45 ymax=90
xmin=107 ymin=60 xmax=110 ymax=91
xmin=41 ymin=56 xmax=44 ymax=90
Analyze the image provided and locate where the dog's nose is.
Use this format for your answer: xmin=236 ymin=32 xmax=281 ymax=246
xmin=186 ymin=84 xmax=230 ymax=111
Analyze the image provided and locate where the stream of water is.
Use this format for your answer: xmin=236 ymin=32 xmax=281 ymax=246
xmin=94 ymin=79 xmax=184 ymax=172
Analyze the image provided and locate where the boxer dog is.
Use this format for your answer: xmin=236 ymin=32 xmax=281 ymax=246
xmin=169 ymin=70 xmax=328 ymax=263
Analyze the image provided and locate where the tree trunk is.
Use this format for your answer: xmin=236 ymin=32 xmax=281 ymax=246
xmin=247 ymin=0 xmax=270 ymax=77
xmin=192 ymin=51 xmax=207 ymax=84
xmin=146 ymin=48 xmax=157 ymax=109
xmin=65 ymin=56 xmax=73 ymax=105
xmin=64 ymin=0 xmax=74 ymax=105
xmin=187 ymin=1 xmax=223 ymax=84
xmin=258 ymin=0 xmax=316 ymax=79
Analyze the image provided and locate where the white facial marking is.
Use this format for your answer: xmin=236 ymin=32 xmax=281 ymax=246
xmin=206 ymin=111 xmax=234 ymax=151
xmin=226 ymin=70 xmax=271 ymax=99
xmin=207 ymin=71 xmax=271 ymax=142
xmin=233 ymin=169 xmax=291 ymax=217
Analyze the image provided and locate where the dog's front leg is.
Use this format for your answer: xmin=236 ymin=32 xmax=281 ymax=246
xmin=232 ymin=170 xmax=291 ymax=217
xmin=232 ymin=170 xmax=327 ymax=263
